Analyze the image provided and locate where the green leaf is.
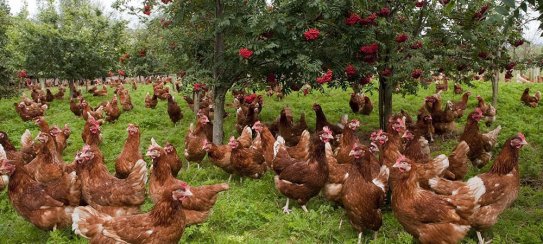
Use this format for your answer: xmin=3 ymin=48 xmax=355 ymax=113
xmin=495 ymin=6 xmax=509 ymax=16
xmin=444 ymin=0 xmax=456 ymax=14
xmin=520 ymin=2 xmax=528 ymax=12
xmin=503 ymin=0 xmax=515 ymax=8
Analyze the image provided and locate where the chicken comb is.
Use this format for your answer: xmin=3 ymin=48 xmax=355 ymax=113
xmin=396 ymin=155 xmax=407 ymax=163
xmin=82 ymin=144 xmax=91 ymax=152
xmin=229 ymin=136 xmax=236 ymax=141
xmin=350 ymin=119 xmax=360 ymax=125
xmin=518 ymin=132 xmax=526 ymax=142
xmin=370 ymin=130 xmax=383 ymax=140
xmin=179 ymin=181 xmax=188 ymax=189
xmin=322 ymin=126 xmax=332 ymax=135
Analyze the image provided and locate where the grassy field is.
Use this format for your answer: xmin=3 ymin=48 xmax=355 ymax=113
xmin=0 ymin=81 xmax=542 ymax=243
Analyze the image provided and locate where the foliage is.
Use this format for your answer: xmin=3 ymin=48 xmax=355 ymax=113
xmin=0 ymin=0 xmax=16 ymax=98
xmin=7 ymin=0 xmax=128 ymax=81
xmin=0 ymin=82 xmax=542 ymax=243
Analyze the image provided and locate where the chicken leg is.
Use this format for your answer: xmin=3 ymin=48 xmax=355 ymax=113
xmin=477 ymin=231 xmax=492 ymax=244
xmin=282 ymin=199 xmax=291 ymax=214
xmin=357 ymin=232 xmax=363 ymax=244
xmin=301 ymin=205 xmax=308 ymax=212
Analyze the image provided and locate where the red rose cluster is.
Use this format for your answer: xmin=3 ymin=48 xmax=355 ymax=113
xmin=378 ymin=7 xmax=390 ymax=17
xmin=360 ymin=74 xmax=372 ymax=85
xmin=316 ymin=69 xmax=333 ymax=84
xmin=345 ymin=64 xmax=358 ymax=78
xmin=360 ymin=13 xmax=378 ymax=26
xmin=411 ymin=40 xmax=423 ymax=49
xmin=411 ymin=69 xmax=423 ymax=79
xmin=118 ymin=70 xmax=126 ymax=77
xmin=304 ymin=28 xmax=320 ymax=41
xmin=193 ymin=83 xmax=208 ymax=92
xmin=143 ymin=5 xmax=151 ymax=15
xmin=345 ymin=13 xmax=361 ymax=26
xmin=395 ymin=33 xmax=408 ymax=43
xmin=239 ymin=48 xmax=254 ymax=59
xmin=360 ymin=43 xmax=379 ymax=63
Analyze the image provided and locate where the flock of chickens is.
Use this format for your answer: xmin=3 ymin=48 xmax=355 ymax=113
xmin=0 ymin=78 xmax=537 ymax=244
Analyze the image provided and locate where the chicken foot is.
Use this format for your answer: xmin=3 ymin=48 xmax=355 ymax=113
xmin=477 ymin=231 xmax=492 ymax=244
xmin=282 ymin=199 xmax=291 ymax=214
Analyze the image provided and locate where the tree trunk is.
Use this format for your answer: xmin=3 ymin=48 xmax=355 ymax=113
xmin=378 ymin=76 xmax=393 ymax=130
xmin=212 ymin=0 xmax=226 ymax=144
xmin=69 ymin=79 xmax=75 ymax=97
xmin=212 ymin=86 xmax=227 ymax=144
xmin=193 ymin=91 xmax=200 ymax=115
xmin=492 ymin=70 xmax=499 ymax=107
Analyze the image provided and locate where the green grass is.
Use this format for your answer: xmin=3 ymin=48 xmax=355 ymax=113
xmin=0 ymin=81 xmax=542 ymax=243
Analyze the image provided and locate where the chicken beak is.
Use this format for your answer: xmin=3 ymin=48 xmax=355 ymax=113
xmin=348 ymin=150 xmax=355 ymax=156
xmin=183 ymin=188 xmax=193 ymax=197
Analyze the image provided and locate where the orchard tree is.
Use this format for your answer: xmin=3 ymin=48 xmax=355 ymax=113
xmin=0 ymin=0 xmax=14 ymax=98
xmin=116 ymin=0 xmax=274 ymax=144
xmin=426 ymin=1 xmax=525 ymax=106
xmin=9 ymin=0 xmax=127 ymax=92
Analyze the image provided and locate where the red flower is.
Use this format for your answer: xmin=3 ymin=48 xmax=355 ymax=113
xmin=18 ymin=69 xmax=27 ymax=78
xmin=360 ymin=43 xmax=379 ymax=54
xmin=410 ymin=40 xmax=423 ymax=49
xmin=316 ymin=69 xmax=333 ymax=84
xmin=345 ymin=13 xmax=361 ymax=26
xmin=395 ymin=33 xmax=408 ymax=43
xmin=415 ymin=1 xmax=425 ymax=8
xmin=161 ymin=0 xmax=172 ymax=3
xmin=267 ymin=73 xmax=276 ymax=83
xmin=244 ymin=94 xmax=257 ymax=103
xmin=239 ymin=48 xmax=254 ymax=59
xmin=143 ymin=5 xmax=151 ymax=15
xmin=411 ymin=69 xmax=423 ymax=79
xmin=505 ymin=62 xmax=516 ymax=70
xmin=381 ymin=68 xmax=392 ymax=77
xmin=194 ymin=83 xmax=208 ymax=92
xmin=304 ymin=28 xmax=320 ymax=41
xmin=360 ymin=13 xmax=378 ymax=26
xmin=513 ymin=39 xmax=524 ymax=47
xmin=303 ymin=88 xmax=310 ymax=96
xmin=378 ymin=7 xmax=391 ymax=17
xmin=345 ymin=64 xmax=358 ymax=78
xmin=360 ymin=75 xmax=372 ymax=85
xmin=118 ymin=70 xmax=126 ymax=77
